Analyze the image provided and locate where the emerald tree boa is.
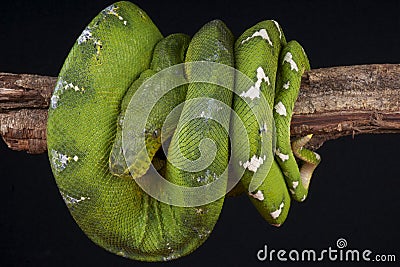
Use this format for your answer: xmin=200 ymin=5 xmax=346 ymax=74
xmin=47 ymin=1 xmax=320 ymax=261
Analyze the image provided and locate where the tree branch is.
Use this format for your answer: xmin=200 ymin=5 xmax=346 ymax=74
xmin=1 ymin=64 xmax=399 ymax=154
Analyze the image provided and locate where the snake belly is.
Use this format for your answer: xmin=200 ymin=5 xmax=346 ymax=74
xmin=47 ymin=0 xmax=320 ymax=262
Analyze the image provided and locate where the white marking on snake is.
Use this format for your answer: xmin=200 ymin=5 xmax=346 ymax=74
xmin=272 ymin=20 xmax=282 ymax=40
xmin=104 ymin=5 xmax=124 ymax=21
xmin=256 ymin=67 xmax=271 ymax=86
xmin=50 ymin=150 xmax=69 ymax=172
xmin=301 ymin=195 xmax=306 ymax=202
xmin=240 ymin=85 xmax=259 ymax=100
xmin=77 ymin=28 xmax=92 ymax=45
xmin=249 ymin=190 xmax=264 ymax=201
xmin=283 ymin=52 xmax=299 ymax=72
xmin=274 ymin=101 xmax=287 ymax=116
xmin=314 ymin=152 xmax=321 ymax=161
xmin=283 ymin=81 xmax=290 ymax=90
xmin=292 ymin=181 xmax=299 ymax=189
xmin=50 ymin=78 xmax=85 ymax=109
xmin=50 ymin=95 xmax=59 ymax=109
xmin=275 ymin=148 xmax=289 ymax=162
xmin=270 ymin=202 xmax=285 ymax=219
xmin=196 ymin=170 xmax=217 ymax=184
xmin=50 ymin=149 xmax=80 ymax=171
xmin=240 ymin=155 xmax=266 ymax=172
xmin=240 ymin=67 xmax=270 ymax=100
xmin=61 ymin=192 xmax=90 ymax=206
xmin=241 ymin=29 xmax=273 ymax=46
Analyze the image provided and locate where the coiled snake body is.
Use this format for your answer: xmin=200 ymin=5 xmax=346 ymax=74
xmin=47 ymin=1 xmax=320 ymax=261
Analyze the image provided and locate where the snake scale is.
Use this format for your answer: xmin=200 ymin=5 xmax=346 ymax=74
xmin=47 ymin=1 xmax=320 ymax=261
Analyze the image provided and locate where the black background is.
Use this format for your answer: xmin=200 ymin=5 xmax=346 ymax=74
xmin=1 ymin=0 xmax=399 ymax=266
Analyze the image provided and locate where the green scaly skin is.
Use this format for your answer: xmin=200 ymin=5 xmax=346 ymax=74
xmin=109 ymin=33 xmax=191 ymax=178
xmin=47 ymin=1 xmax=321 ymax=262
xmin=47 ymin=1 xmax=208 ymax=262
xmin=232 ymin=21 xmax=291 ymax=225
xmin=273 ymin=41 xmax=321 ymax=202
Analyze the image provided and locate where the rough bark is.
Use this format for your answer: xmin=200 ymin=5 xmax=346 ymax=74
xmin=1 ymin=64 xmax=399 ymax=154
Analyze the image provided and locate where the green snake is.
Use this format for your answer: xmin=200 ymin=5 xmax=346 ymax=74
xmin=47 ymin=1 xmax=320 ymax=262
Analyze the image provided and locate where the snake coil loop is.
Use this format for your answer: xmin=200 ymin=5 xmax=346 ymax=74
xmin=47 ymin=1 xmax=320 ymax=262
